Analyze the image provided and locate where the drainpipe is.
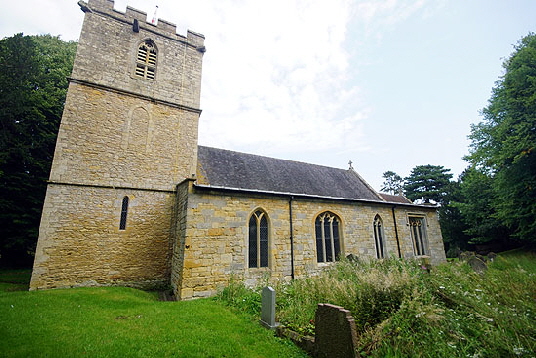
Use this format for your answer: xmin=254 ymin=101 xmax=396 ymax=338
xmin=392 ymin=206 xmax=402 ymax=258
xmin=289 ymin=196 xmax=295 ymax=280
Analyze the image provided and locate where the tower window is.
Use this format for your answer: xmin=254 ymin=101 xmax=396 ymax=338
xmin=248 ymin=210 xmax=269 ymax=268
xmin=315 ymin=212 xmax=341 ymax=263
xmin=119 ymin=196 xmax=129 ymax=230
xmin=135 ymin=40 xmax=157 ymax=80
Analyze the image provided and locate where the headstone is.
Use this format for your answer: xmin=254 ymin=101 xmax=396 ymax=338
xmin=467 ymin=256 xmax=487 ymax=274
xmin=260 ymin=286 xmax=279 ymax=330
xmin=315 ymin=303 xmax=358 ymax=358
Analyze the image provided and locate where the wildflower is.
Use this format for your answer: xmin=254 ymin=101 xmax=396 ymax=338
xmin=439 ymin=286 xmax=445 ymax=289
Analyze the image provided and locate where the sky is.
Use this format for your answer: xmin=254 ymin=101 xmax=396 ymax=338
xmin=1 ymin=0 xmax=535 ymax=191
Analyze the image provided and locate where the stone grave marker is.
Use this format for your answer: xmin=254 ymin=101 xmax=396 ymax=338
xmin=467 ymin=256 xmax=487 ymax=274
xmin=260 ymin=286 xmax=279 ymax=330
xmin=315 ymin=303 xmax=359 ymax=358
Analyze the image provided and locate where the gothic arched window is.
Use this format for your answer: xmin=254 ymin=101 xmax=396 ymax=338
xmin=135 ymin=40 xmax=157 ymax=80
xmin=315 ymin=212 xmax=341 ymax=263
xmin=373 ymin=215 xmax=386 ymax=259
xmin=119 ymin=196 xmax=129 ymax=230
xmin=409 ymin=216 xmax=428 ymax=256
xmin=248 ymin=210 xmax=269 ymax=268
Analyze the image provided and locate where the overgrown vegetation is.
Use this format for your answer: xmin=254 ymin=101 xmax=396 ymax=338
xmin=0 ymin=277 xmax=307 ymax=358
xmin=217 ymin=252 xmax=536 ymax=357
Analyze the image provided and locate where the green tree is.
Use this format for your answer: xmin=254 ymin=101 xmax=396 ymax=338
xmin=438 ymin=179 xmax=471 ymax=256
xmin=0 ymin=34 xmax=76 ymax=267
xmin=403 ymin=165 xmax=453 ymax=204
xmin=380 ymin=170 xmax=404 ymax=194
xmin=454 ymin=167 xmax=510 ymax=245
xmin=466 ymin=33 xmax=536 ymax=242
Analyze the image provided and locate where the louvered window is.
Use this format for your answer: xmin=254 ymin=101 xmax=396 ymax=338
xmin=315 ymin=212 xmax=341 ymax=263
xmin=248 ymin=210 xmax=269 ymax=268
xmin=373 ymin=215 xmax=385 ymax=259
xmin=409 ymin=216 xmax=428 ymax=256
xmin=135 ymin=40 xmax=157 ymax=80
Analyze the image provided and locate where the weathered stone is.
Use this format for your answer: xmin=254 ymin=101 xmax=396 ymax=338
xmin=260 ymin=286 xmax=278 ymax=330
xmin=467 ymin=256 xmax=487 ymax=274
xmin=315 ymin=303 xmax=358 ymax=358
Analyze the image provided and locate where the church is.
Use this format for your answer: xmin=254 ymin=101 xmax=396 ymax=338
xmin=30 ymin=0 xmax=446 ymax=299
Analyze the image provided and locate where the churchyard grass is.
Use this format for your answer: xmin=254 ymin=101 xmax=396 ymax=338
xmin=0 ymin=281 xmax=307 ymax=357
xmin=217 ymin=250 xmax=536 ymax=357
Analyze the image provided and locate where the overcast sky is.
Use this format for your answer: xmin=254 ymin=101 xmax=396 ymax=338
xmin=1 ymin=0 xmax=535 ymax=190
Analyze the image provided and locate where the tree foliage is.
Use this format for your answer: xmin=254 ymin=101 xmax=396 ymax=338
xmin=403 ymin=165 xmax=453 ymax=204
xmin=0 ymin=34 xmax=76 ymax=267
xmin=466 ymin=33 xmax=536 ymax=242
xmin=380 ymin=170 xmax=404 ymax=194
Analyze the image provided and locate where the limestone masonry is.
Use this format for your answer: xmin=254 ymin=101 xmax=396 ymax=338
xmin=30 ymin=0 xmax=446 ymax=299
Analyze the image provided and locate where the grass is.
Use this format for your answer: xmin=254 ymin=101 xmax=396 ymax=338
xmin=0 ymin=274 xmax=307 ymax=358
xmin=217 ymin=250 xmax=536 ymax=357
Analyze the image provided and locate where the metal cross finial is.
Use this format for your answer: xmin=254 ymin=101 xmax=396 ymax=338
xmin=348 ymin=160 xmax=354 ymax=170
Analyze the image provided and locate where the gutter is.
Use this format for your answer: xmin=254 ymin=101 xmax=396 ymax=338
xmin=193 ymin=184 xmax=438 ymax=209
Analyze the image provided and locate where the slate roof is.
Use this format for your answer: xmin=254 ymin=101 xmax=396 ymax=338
xmin=379 ymin=193 xmax=413 ymax=204
xmin=196 ymin=146 xmax=383 ymax=201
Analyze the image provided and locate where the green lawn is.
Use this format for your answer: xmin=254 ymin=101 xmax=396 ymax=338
xmin=0 ymin=273 xmax=307 ymax=358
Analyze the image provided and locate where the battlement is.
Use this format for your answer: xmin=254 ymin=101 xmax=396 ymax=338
xmin=80 ymin=0 xmax=204 ymax=46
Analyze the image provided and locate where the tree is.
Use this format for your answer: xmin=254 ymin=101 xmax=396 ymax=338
xmin=380 ymin=170 xmax=404 ymax=194
xmin=438 ymin=179 xmax=471 ymax=256
xmin=454 ymin=167 xmax=510 ymax=245
xmin=403 ymin=165 xmax=453 ymax=204
xmin=0 ymin=34 xmax=76 ymax=267
xmin=466 ymin=33 xmax=536 ymax=242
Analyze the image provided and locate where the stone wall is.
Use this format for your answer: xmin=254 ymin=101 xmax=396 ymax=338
xmin=30 ymin=185 xmax=174 ymax=290
xmin=30 ymin=0 xmax=204 ymax=290
xmin=75 ymin=0 xmax=204 ymax=109
xmin=173 ymin=184 xmax=446 ymax=299
xmin=48 ymin=84 xmax=199 ymax=191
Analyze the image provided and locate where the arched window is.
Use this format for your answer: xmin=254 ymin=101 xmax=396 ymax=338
xmin=135 ymin=40 xmax=157 ymax=80
xmin=248 ymin=210 xmax=268 ymax=268
xmin=315 ymin=212 xmax=341 ymax=263
xmin=373 ymin=215 xmax=386 ymax=259
xmin=119 ymin=196 xmax=129 ymax=230
xmin=409 ymin=216 xmax=428 ymax=256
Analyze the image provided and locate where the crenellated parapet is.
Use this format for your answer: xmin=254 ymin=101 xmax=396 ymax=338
xmin=79 ymin=0 xmax=204 ymax=48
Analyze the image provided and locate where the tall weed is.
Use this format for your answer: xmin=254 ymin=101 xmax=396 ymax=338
xmin=216 ymin=252 xmax=536 ymax=357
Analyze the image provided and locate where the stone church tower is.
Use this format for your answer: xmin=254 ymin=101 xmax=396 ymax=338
xmin=30 ymin=0 xmax=205 ymax=289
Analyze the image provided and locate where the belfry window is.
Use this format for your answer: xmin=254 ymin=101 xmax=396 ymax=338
xmin=119 ymin=196 xmax=129 ymax=230
xmin=315 ymin=212 xmax=341 ymax=263
xmin=248 ymin=210 xmax=269 ymax=268
xmin=409 ymin=216 xmax=428 ymax=256
xmin=373 ymin=215 xmax=386 ymax=259
xmin=135 ymin=40 xmax=157 ymax=80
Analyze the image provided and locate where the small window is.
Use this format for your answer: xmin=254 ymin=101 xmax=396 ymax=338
xmin=119 ymin=196 xmax=129 ymax=230
xmin=135 ymin=40 xmax=157 ymax=80
xmin=373 ymin=215 xmax=386 ymax=259
xmin=248 ymin=210 xmax=268 ymax=268
xmin=409 ymin=216 xmax=428 ymax=256
xmin=315 ymin=212 xmax=341 ymax=263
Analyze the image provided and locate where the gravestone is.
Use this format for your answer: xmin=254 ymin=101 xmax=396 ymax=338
xmin=315 ymin=303 xmax=359 ymax=358
xmin=467 ymin=256 xmax=487 ymax=274
xmin=260 ymin=286 xmax=279 ymax=330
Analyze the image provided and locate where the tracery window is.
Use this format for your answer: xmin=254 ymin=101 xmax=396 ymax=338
xmin=135 ymin=40 xmax=157 ymax=80
xmin=248 ymin=210 xmax=269 ymax=268
xmin=315 ymin=212 xmax=341 ymax=263
xmin=373 ymin=215 xmax=386 ymax=259
xmin=119 ymin=196 xmax=129 ymax=230
xmin=409 ymin=216 xmax=428 ymax=256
